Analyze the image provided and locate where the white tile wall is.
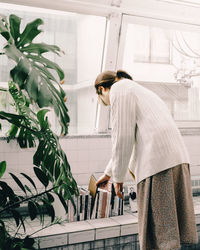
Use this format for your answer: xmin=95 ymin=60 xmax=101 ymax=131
xmin=87 ymin=218 xmax=120 ymax=240
xmin=1 ymin=133 xmax=200 ymax=191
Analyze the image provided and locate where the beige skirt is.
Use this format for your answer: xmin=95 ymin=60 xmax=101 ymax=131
xmin=137 ymin=164 xmax=198 ymax=250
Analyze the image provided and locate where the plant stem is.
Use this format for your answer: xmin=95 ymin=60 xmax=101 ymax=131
xmin=0 ymin=185 xmax=59 ymax=214
xmin=14 ymin=220 xmax=23 ymax=237
xmin=28 ymin=218 xmax=62 ymax=237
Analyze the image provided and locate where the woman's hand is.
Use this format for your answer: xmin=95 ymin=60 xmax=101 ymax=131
xmin=114 ymin=182 xmax=124 ymax=200
xmin=96 ymin=174 xmax=110 ymax=186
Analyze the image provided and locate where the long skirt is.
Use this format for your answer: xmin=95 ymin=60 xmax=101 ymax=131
xmin=137 ymin=164 xmax=198 ymax=250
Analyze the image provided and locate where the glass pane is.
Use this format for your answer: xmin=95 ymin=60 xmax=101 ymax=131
xmin=151 ymin=27 xmax=170 ymax=63
xmin=126 ymin=24 xmax=150 ymax=62
xmin=0 ymin=6 xmax=106 ymax=135
xmin=122 ymin=21 xmax=200 ymax=121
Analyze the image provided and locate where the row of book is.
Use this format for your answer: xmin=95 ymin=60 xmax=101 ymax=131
xmin=67 ymin=175 xmax=124 ymax=222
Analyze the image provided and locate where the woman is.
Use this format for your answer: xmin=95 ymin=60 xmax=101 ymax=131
xmin=95 ymin=70 xmax=198 ymax=250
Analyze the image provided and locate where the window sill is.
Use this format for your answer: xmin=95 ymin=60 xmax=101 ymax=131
xmin=1 ymin=128 xmax=200 ymax=140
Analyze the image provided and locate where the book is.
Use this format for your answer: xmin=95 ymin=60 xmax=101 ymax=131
xmin=67 ymin=175 xmax=125 ymax=222
xmin=88 ymin=175 xmax=97 ymax=200
xmin=97 ymin=181 xmax=113 ymax=218
xmin=68 ymin=196 xmax=76 ymax=222
xmin=91 ymin=192 xmax=99 ymax=219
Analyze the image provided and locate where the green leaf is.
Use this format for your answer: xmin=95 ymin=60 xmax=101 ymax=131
xmin=28 ymin=201 xmax=37 ymax=220
xmin=4 ymin=43 xmax=22 ymax=62
xmin=0 ymin=190 xmax=7 ymax=207
xmin=0 ymin=181 xmax=15 ymax=199
xmin=37 ymin=109 xmax=49 ymax=129
xmin=10 ymin=173 xmax=27 ymax=194
xmin=21 ymin=43 xmax=61 ymax=55
xmin=8 ymin=124 xmax=19 ymax=139
xmin=2 ymin=14 xmax=69 ymax=135
xmin=46 ymin=193 xmax=54 ymax=203
xmin=8 ymin=83 xmax=38 ymax=148
xmin=0 ymin=161 xmax=6 ymax=178
xmin=11 ymin=209 xmax=20 ymax=227
xmin=34 ymin=201 xmax=44 ymax=226
xmin=27 ymin=54 xmax=64 ymax=81
xmin=20 ymin=173 xmax=37 ymax=192
xmin=57 ymin=193 xmax=68 ymax=214
xmin=16 ymin=18 xmax=43 ymax=47
xmin=9 ymin=14 xmax=21 ymax=43
xmin=24 ymin=185 xmax=32 ymax=194
xmin=42 ymin=199 xmax=55 ymax=222
xmin=0 ymin=15 xmax=10 ymax=41
xmin=23 ymin=236 xmax=35 ymax=248
xmin=10 ymin=58 xmax=30 ymax=88
xmin=48 ymin=204 xmax=55 ymax=222
xmin=33 ymin=167 xmax=49 ymax=187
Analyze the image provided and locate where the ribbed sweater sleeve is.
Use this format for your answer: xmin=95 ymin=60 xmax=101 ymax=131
xmin=105 ymin=87 xmax=136 ymax=183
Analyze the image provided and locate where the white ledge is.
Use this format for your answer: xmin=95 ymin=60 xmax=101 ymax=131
xmin=32 ymin=210 xmax=200 ymax=248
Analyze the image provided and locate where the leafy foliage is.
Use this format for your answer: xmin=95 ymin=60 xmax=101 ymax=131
xmin=0 ymin=14 xmax=69 ymax=135
xmin=0 ymin=161 xmax=70 ymax=249
xmin=0 ymin=161 xmax=6 ymax=178
xmin=0 ymin=13 xmax=79 ymax=250
xmin=0 ymin=84 xmax=78 ymax=199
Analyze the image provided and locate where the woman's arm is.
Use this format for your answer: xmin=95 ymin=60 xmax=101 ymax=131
xmin=110 ymin=88 xmax=136 ymax=183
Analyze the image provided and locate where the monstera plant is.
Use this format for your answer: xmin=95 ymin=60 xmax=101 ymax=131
xmin=0 ymin=14 xmax=78 ymax=249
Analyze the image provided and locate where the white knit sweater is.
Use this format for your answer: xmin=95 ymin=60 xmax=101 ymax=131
xmin=104 ymin=79 xmax=190 ymax=184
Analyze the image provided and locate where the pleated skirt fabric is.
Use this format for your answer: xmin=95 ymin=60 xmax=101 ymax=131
xmin=137 ymin=164 xmax=198 ymax=250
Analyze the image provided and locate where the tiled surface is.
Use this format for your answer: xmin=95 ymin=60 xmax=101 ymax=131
xmin=87 ymin=218 xmax=120 ymax=240
xmin=36 ymin=234 xmax=67 ymax=249
xmin=69 ymin=229 xmax=95 ymax=244
xmin=32 ymin=195 xmax=200 ymax=247
xmin=111 ymin=214 xmax=138 ymax=236
xmin=2 ymin=136 xmax=200 ymax=188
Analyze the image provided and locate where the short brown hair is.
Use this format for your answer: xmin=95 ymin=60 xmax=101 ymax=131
xmin=94 ymin=70 xmax=132 ymax=95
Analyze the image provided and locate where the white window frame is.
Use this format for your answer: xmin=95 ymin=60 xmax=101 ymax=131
xmin=117 ymin=14 xmax=200 ymax=129
xmin=95 ymin=12 xmax=123 ymax=133
xmin=2 ymin=1 xmax=200 ymax=132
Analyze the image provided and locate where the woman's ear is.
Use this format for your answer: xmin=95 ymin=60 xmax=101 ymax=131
xmin=99 ymin=86 xmax=104 ymax=93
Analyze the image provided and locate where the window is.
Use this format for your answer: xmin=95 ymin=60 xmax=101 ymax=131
xmin=0 ymin=4 xmax=107 ymax=135
xmin=128 ymin=24 xmax=170 ymax=63
xmin=118 ymin=15 xmax=200 ymax=124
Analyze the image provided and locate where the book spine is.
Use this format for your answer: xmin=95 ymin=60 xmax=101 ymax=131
xmin=106 ymin=192 xmax=111 ymax=218
xmin=95 ymin=192 xmax=100 ymax=219
xmin=68 ymin=198 xmax=75 ymax=222
xmin=84 ymin=195 xmax=89 ymax=220
xmin=88 ymin=195 xmax=93 ymax=220
xmin=118 ymin=197 xmax=121 ymax=216
xmin=80 ymin=194 xmax=85 ymax=221
xmin=77 ymin=196 xmax=80 ymax=221
xmin=101 ymin=191 xmax=107 ymax=218
xmin=91 ymin=192 xmax=99 ymax=219
xmin=97 ymin=190 xmax=103 ymax=219
xmin=113 ymin=196 xmax=119 ymax=216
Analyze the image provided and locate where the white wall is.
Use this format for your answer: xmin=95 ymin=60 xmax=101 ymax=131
xmin=1 ymin=133 xmax=200 ymax=193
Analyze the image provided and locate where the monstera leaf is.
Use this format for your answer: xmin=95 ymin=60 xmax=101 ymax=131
xmin=0 ymin=14 xmax=69 ymax=135
xmin=0 ymin=108 xmax=78 ymax=199
xmin=7 ymin=82 xmax=38 ymax=148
